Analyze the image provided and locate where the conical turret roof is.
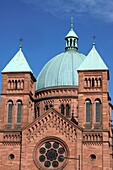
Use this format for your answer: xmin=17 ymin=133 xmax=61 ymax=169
xmin=65 ymin=28 xmax=78 ymax=39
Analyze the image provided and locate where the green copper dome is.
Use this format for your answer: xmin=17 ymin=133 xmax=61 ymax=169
xmin=36 ymin=22 xmax=86 ymax=91
xmin=36 ymin=50 xmax=85 ymax=90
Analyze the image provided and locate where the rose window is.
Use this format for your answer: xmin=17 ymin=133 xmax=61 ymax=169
xmin=34 ymin=137 xmax=68 ymax=170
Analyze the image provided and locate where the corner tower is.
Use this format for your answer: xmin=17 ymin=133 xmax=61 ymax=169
xmin=78 ymin=44 xmax=110 ymax=129
xmin=77 ymin=43 xmax=112 ymax=169
xmin=0 ymin=43 xmax=36 ymax=129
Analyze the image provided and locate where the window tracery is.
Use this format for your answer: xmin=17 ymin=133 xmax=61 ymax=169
xmin=34 ymin=137 xmax=68 ymax=170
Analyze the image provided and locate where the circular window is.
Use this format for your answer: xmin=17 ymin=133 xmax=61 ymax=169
xmin=46 ymin=149 xmax=58 ymax=161
xmin=53 ymin=142 xmax=59 ymax=149
xmin=9 ymin=154 xmax=15 ymax=160
xmin=45 ymin=142 xmax=51 ymax=149
xmin=40 ymin=147 xmax=46 ymax=154
xmin=34 ymin=137 xmax=68 ymax=170
xmin=90 ymin=154 xmax=96 ymax=161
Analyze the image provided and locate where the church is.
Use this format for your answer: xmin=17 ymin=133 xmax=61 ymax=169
xmin=0 ymin=21 xmax=113 ymax=170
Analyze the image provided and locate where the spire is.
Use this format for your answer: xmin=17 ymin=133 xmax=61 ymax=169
xmin=65 ymin=17 xmax=78 ymax=51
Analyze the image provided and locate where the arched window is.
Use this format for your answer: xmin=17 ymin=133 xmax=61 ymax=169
xmin=37 ymin=106 xmax=40 ymax=117
xmin=21 ymin=80 xmax=24 ymax=89
xmin=11 ymin=80 xmax=14 ymax=89
xmin=8 ymin=101 xmax=13 ymax=124
xmin=92 ymin=78 xmax=94 ymax=87
xmin=17 ymin=80 xmax=21 ymax=89
xmin=66 ymin=104 xmax=70 ymax=117
xmin=61 ymin=104 xmax=64 ymax=115
xmin=95 ymin=99 xmax=101 ymax=123
xmin=45 ymin=105 xmax=49 ymax=111
xmin=8 ymin=80 xmax=11 ymax=89
xmin=99 ymin=78 xmax=102 ymax=87
xmin=15 ymin=80 xmax=18 ymax=89
xmin=86 ymin=99 xmax=91 ymax=123
xmin=85 ymin=78 xmax=88 ymax=87
xmin=88 ymin=78 xmax=91 ymax=87
xmin=50 ymin=104 xmax=53 ymax=108
xmin=17 ymin=101 xmax=22 ymax=124
xmin=95 ymin=78 xmax=98 ymax=87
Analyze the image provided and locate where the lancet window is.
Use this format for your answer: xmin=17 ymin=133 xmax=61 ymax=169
xmin=37 ymin=106 xmax=40 ymax=117
xmin=60 ymin=104 xmax=70 ymax=117
xmin=45 ymin=105 xmax=49 ymax=111
xmin=61 ymin=104 xmax=64 ymax=115
xmin=66 ymin=104 xmax=70 ymax=117
xmin=8 ymin=100 xmax=13 ymax=124
xmin=95 ymin=99 xmax=101 ymax=123
xmin=44 ymin=103 xmax=54 ymax=111
xmin=17 ymin=100 xmax=22 ymax=124
xmin=86 ymin=99 xmax=91 ymax=123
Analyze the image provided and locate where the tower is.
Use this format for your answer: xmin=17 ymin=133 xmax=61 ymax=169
xmin=0 ymin=44 xmax=36 ymax=129
xmin=78 ymin=44 xmax=112 ymax=169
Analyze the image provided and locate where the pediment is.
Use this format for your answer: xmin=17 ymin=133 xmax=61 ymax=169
xmin=23 ymin=108 xmax=82 ymax=143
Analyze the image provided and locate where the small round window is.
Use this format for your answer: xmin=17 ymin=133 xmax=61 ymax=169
xmin=9 ymin=154 xmax=15 ymax=160
xmin=90 ymin=154 xmax=96 ymax=161
xmin=34 ymin=137 xmax=68 ymax=170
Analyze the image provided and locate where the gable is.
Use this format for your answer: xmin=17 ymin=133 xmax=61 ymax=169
xmin=23 ymin=108 xmax=82 ymax=143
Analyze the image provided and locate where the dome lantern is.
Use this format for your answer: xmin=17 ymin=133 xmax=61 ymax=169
xmin=65 ymin=17 xmax=78 ymax=51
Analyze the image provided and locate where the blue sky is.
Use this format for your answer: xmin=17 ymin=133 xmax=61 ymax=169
xmin=0 ymin=0 xmax=113 ymax=101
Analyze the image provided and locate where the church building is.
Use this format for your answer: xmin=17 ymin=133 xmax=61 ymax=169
xmin=0 ymin=21 xmax=113 ymax=170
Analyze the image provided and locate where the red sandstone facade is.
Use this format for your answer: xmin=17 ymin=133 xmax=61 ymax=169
xmin=0 ymin=65 xmax=113 ymax=170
